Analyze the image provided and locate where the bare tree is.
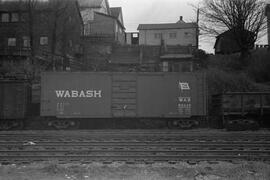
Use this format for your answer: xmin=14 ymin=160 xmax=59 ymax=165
xmin=200 ymin=0 xmax=267 ymax=57
xmin=26 ymin=0 xmax=72 ymax=71
xmin=46 ymin=0 xmax=70 ymax=70
xmin=25 ymin=0 xmax=38 ymax=63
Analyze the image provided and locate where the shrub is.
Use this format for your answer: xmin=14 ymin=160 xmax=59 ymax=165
xmin=247 ymin=49 xmax=270 ymax=83
xmin=207 ymin=68 xmax=259 ymax=95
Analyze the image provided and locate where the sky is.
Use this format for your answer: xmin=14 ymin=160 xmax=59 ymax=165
xmin=109 ymin=0 xmax=269 ymax=53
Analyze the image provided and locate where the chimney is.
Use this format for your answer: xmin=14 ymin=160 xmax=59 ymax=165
xmin=177 ymin=16 xmax=185 ymax=23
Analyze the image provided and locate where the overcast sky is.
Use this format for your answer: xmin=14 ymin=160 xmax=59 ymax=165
xmin=109 ymin=0 xmax=268 ymax=53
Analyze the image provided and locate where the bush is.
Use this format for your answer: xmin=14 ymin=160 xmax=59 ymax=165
xmin=207 ymin=53 xmax=243 ymax=71
xmin=247 ymin=50 xmax=270 ymax=83
xmin=207 ymin=68 xmax=259 ymax=95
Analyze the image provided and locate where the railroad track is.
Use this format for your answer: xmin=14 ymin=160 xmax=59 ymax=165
xmin=0 ymin=130 xmax=270 ymax=164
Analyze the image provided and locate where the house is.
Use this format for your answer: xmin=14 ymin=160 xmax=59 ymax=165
xmin=110 ymin=7 xmax=124 ymax=27
xmin=0 ymin=0 xmax=84 ymax=78
xmin=214 ymin=29 xmax=255 ymax=54
xmin=266 ymin=4 xmax=270 ymax=48
xmin=78 ymin=0 xmax=110 ymax=35
xmin=126 ymin=32 xmax=139 ymax=45
xmin=78 ymin=1 xmax=126 ymax=70
xmin=88 ymin=10 xmax=125 ymax=44
xmin=137 ymin=16 xmax=198 ymax=72
xmin=78 ymin=0 xmax=125 ymax=44
xmin=137 ymin=16 xmax=198 ymax=46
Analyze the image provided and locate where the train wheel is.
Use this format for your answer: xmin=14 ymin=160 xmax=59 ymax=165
xmin=13 ymin=120 xmax=24 ymax=130
xmin=0 ymin=120 xmax=23 ymax=130
xmin=178 ymin=120 xmax=194 ymax=129
xmin=48 ymin=120 xmax=80 ymax=130
xmin=69 ymin=120 xmax=80 ymax=129
xmin=168 ymin=120 xmax=198 ymax=129
xmin=167 ymin=120 xmax=180 ymax=129
xmin=0 ymin=121 xmax=12 ymax=130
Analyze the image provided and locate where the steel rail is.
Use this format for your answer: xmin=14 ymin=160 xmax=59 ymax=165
xmin=0 ymin=154 xmax=269 ymax=162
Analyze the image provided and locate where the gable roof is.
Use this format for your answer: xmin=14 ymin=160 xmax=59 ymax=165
xmin=95 ymin=12 xmax=125 ymax=30
xmin=78 ymin=0 xmax=103 ymax=8
xmin=110 ymin=7 xmax=121 ymax=18
xmin=78 ymin=0 xmax=111 ymax=15
xmin=110 ymin=7 xmax=124 ymax=26
xmin=137 ymin=23 xmax=197 ymax=30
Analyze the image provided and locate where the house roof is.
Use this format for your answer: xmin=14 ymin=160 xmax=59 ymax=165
xmin=137 ymin=23 xmax=197 ymax=30
xmin=110 ymin=7 xmax=121 ymax=18
xmin=78 ymin=0 xmax=103 ymax=8
xmin=95 ymin=11 xmax=125 ymax=30
xmin=78 ymin=0 xmax=111 ymax=15
xmin=110 ymin=7 xmax=124 ymax=27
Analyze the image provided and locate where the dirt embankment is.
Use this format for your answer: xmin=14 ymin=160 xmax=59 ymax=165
xmin=0 ymin=161 xmax=269 ymax=180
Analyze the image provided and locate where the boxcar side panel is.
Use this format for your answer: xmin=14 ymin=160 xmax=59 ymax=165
xmin=191 ymin=73 xmax=207 ymax=116
xmin=137 ymin=73 xmax=166 ymax=117
xmin=164 ymin=73 xmax=193 ymax=117
xmin=40 ymin=72 xmax=207 ymax=119
xmin=41 ymin=72 xmax=112 ymax=118
xmin=137 ymin=72 xmax=206 ymax=118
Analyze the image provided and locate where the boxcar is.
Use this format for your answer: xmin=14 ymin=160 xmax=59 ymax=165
xmin=0 ymin=79 xmax=31 ymax=130
xmin=40 ymin=72 xmax=207 ymax=129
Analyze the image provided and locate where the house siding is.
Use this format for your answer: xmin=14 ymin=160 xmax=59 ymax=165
xmin=90 ymin=13 xmax=115 ymax=35
xmin=79 ymin=0 xmax=110 ymax=33
xmin=139 ymin=28 xmax=196 ymax=46
xmin=86 ymin=13 xmax=125 ymax=44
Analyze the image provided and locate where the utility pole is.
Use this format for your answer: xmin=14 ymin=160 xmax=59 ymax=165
xmin=196 ymin=6 xmax=200 ymax=49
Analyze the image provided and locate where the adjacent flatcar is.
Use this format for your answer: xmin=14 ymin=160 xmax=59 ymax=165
xmin=211 ymin=92 xmax=270 ymax=130
xmin=40 ymin=72 xmax=207 ymax=129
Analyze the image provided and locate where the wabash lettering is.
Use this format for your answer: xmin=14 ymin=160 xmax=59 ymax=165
xmin=55 ymin=90 xmax=102 ymax=98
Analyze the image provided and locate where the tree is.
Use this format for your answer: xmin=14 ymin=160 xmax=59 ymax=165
xmin=25 ymin=0 xmax=37 ymax=64
xmin=200 ymin=0 xmax=267 ymax=57
xmin=193 ymin=49 xmax=209 ymax=68
xmin=25 ymin=0 xmax=72 ymax=71
xmin=46 ymin=0 xmax=70 ymax=70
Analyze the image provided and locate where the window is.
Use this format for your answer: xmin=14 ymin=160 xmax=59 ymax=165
xmin=8 ymin=38 xmax=16 ymax=46
xmin=169 ymin=32 xmax=177 ymax=39
xmin=132 ymin=33 xmax=138 ymax=38
xmin=1 ymin=13 xmax=9 ymax=22
xmin=11 ymin=13 xmax=19 ymax=22
xmin=23 ymin=36 xmax=30 ymax=48
xmin=40 ymin=36 xmax=48 ymax=45
xmin=154 ymin=33 xmax=161 ymax=39
xmin=162 ymin=61 xmax=168 ymax=72
xmin=184 ymin=32 xmax=191 ymax=38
